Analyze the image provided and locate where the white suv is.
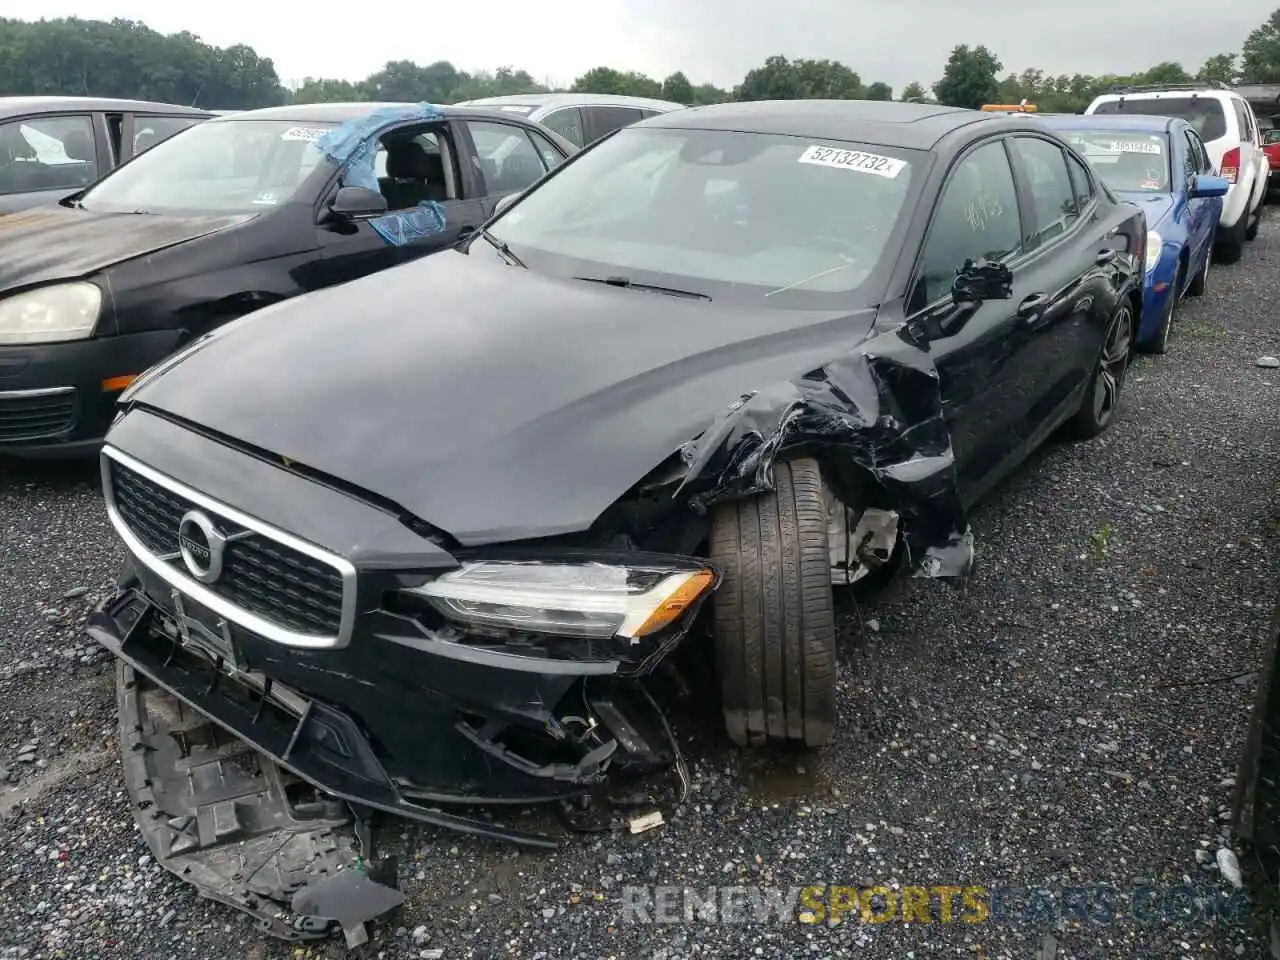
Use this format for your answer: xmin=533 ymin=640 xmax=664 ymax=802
xmin=1085 ymin=82 xmax=1267 ymax=263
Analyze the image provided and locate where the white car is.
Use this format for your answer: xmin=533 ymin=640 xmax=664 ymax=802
xmin=453 ymin=93 xmax=685 ymax=149
xmin=1085 ymin=82 xmax=1267 ymax=263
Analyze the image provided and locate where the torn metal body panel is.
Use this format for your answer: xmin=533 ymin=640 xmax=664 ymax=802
xmin=115 ymin=659 xmax=404 ymax=943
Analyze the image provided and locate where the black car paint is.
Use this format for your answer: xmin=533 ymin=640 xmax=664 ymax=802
xmin=0 ymin=107 xmax=574 ymax=458
xmin=92 ymin=104 xmax=1144 ymax=833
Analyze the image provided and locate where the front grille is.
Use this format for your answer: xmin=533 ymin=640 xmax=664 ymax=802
xmin=0 ymin=388 xmax=77 ymax=441
xmin=107 ymin=458 xmax=346 ymax=639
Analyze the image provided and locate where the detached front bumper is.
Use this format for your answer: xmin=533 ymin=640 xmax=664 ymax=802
xmin=89 ymin=567 xmax=689 ymax=844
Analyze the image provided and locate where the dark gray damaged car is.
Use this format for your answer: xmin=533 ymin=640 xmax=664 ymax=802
xmin=87 ymin=100 xmax=1143 ymax=939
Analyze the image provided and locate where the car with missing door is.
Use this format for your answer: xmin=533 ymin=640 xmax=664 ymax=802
xmin=0 ymin=96 xmax=212 ymax=214
xmin=86 ymin=101 xmax=1145 ymax=904
xmin=0 ymin=100 xmax=573 ymax=459
xmin=454 ymin=92 xmax=685 ymax=148
xmin=1086 ymin=82 xmax=1268 ymax=263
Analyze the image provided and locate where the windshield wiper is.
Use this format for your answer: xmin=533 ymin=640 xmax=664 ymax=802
xmin=475 ymin=227 xmax=525 ymax=268
xmin=574 ymin=275 xmax=711 ymax=301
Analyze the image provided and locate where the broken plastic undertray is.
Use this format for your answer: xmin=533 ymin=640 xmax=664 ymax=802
xmin=116 ymin=662 xmax=404 ymax=947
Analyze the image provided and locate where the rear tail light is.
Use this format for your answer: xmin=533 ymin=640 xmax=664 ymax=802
xmin=1221 ymin=146 xmax=1240 ymax=183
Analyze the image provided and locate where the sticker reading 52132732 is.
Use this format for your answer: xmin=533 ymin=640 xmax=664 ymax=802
xmin=798 ymin=144 xmax=907 ymax=179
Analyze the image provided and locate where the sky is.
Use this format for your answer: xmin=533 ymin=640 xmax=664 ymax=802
xmin=5 ymin=0 xmax=1275 ymax=93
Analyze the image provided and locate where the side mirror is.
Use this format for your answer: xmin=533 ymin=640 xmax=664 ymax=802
xmin=493 ymin=191 xmax=522 ymax=218
xmin=1189 ymin=174 xmax=1230 ymax=200
xmin=952 ymin=258 xmax=1013 ymax=304
xmin=328 ymin=186 xmax=388 ymax=220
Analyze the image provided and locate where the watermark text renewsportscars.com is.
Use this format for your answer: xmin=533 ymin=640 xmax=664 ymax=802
xmin=620 ymin=884 xmax=1250 ymax=926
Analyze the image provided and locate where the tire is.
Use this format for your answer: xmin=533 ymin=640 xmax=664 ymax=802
xmin=1187 ymin=245 xmax=1210 ymax=297
xmin=1138 ymin=263 xmax=1179 ymax=355
xmin=1067 ymin=300 xmax=1134 ymax=439
xmin=1215 ymin=215 xmax=1246 ymax=264
xmin=709 ymin=457 xmax=837 ymax=748
xmin=1246 ymin=201 xmax=1262 ymax=241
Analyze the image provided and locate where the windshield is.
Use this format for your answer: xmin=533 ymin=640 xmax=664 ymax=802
xmin=1059 ymin=130 xmax=1170 ymax=193
xmin=486 ymin=127 xmax=919 ymax=307
xmin=1092 ymin=97 xmax=1227 ymax=142
xmin=78 ymin=119 xmax=337 ymax=215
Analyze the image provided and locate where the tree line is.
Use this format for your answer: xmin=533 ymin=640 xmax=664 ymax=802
xmin=2 ymin=11 xmax=1280 ymax=113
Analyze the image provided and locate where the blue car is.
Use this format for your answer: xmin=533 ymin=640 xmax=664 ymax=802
xmin=1042 ymin=114 xmax=1229 ymax=353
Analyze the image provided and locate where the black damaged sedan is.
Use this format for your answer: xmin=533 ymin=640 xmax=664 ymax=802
xmin=90 ymin=101 xmax=1145 ymax=842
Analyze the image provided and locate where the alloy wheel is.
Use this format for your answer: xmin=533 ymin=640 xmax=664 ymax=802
xmin=1092 ymin=304 xmax=1133 ymax=426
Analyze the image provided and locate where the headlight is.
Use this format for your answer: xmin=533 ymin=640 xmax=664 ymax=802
xmin=407 ymin=560 xmax=717 ymax=639
xmin=0 ymin=282 xmax=101 ymax=345
xmin=1144 ymin=231 xmax=1163 ymax=275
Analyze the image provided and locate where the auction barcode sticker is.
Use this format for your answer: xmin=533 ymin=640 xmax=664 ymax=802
xmin=280 ymin=126 xmax=328 ymax=142
xmin=1108 ymin=140 xmax=1162 ymax=154
xmin=798 ymin=145 xmax=906 ymax=178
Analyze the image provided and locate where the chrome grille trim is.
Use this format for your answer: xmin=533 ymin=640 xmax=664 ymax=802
xmin=101 ymin=445 xmax=358 ymax=649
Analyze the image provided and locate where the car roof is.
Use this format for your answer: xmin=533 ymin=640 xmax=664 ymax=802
xmin=0 ymin=96 xmax=214 ymax=119
xmin=1042 ymin=113 xmax=1179 ymax=134
xmin=207 ymin=101 xmax=538 ymax=125
xmin=455 ymin=92 xmax=685 ymax=112
xmin=639 ymin=99 xmax=1028 ymax=150
xmin=1090 ymin=89 xmax=1239 ymax=104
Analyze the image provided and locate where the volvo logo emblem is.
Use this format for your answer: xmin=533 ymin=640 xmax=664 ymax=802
xmin=177 ymin=510 xmax=227 ymax=584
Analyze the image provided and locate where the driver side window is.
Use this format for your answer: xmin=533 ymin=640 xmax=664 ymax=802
xmin=914 ymin=140 xmax=1021 ymax=309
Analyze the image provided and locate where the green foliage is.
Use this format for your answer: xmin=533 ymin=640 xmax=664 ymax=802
xmin=900 ymin=81 xmax=928 ymax=102
xmin=1242 ymin=9 xmax=1280 ymax=82
xmin=6 ymin=9 xmax=1280 ymax=119
xmin=0 ymin=17 xmax=284 ymax=108
xmin=933 ymin=45 xmax=1003 ymax=109
xmin=1198 ymin=53 xmax=1238 ymax=84
xmin=661 ymin=71 xmax=693 ymax=104
xmin=572 ymin=67 xmax=661 ymax=98
xmin=736 ymin=55 xmax=862 ymax=101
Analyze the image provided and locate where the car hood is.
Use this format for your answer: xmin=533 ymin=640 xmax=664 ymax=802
xmin=1116 ymin=192 xmax=1174 ymax=229
xmin=128 ymin=252 xmax=879 ymax=545
xmin=0 ymin=205 xmax=252 ymax=294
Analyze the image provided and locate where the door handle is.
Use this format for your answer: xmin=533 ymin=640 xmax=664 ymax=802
xmin=1095 ymin=248 xmax=1117 ymax=266
xmin=1016 ymin=293 xmax=1049 ymax=322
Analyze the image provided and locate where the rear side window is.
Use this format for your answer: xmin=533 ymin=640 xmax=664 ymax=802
xmin=583 ymin=106 xmax=644 ymax=144
xmin=541 ymin=107 xmax=584 ymax=148
xmin=1233 ymin=99 xmax=1256 ymax=143
xmin=1092 ymin=97 xmax=1227 ymax=142
xmin=132 ymin=116 xmax=201 ymax=155
xmin=1065 ymin=151 xmax=1095 ymax=210
xmin=1011 ymin=137 xmax=1079 ymax=245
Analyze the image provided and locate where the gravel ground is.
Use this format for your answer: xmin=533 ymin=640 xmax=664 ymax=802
xmin=2 ymin=219 xmax=1280 ymax=960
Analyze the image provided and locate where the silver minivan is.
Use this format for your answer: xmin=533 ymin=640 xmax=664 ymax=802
xmin=452 ymin=92 xmax=685 ymax=148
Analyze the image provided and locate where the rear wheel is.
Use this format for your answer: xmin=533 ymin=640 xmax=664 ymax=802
xmin=1067 ymin=301 xmax=1133 ymax=439
xmin=1215 ymin=215 xmax=1246 ymax=264
xmin=709 ymin=457 xmax=837 ymax=748
xmin=1247 ymin=201 xmax=1262 ymax=241
xmin=1187 ymin=246 xmax=1210 ymax=297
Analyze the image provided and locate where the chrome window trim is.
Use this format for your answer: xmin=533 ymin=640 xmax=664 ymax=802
xmin=101 ymin=444 xmax=358 ymax=649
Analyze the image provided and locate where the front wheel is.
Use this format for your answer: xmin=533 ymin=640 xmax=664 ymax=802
xmin=1067 ymin=301 xmax=1133 ymax=440
xmin=709 ymin=457 xmax=838 ymax=748
xmin=1139 ymin=265 xmax=1179 ymax=356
